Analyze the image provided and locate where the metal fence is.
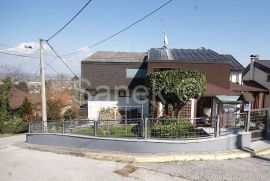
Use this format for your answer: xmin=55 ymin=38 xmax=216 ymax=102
xmin=248 ymin=109 xmax=269 ymax=140
xmin=30 ymin=119 xmax=144 ymax=138
xmin=29 ymin=109 xmax=270 ymax=140
xmin=249 ymin=109 xmax=268 ymax=131
xmin=147 ymin=117 xmax=216 ymax=139
xmin=219 ymin=113 xmax=247 ymax=136
xmin=29 ymin=116 xmax=243 ymax=140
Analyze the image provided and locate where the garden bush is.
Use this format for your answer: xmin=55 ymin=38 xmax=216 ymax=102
xmin=151 ymin=119 xmax=207 ymax=138
xmin=1 ymin=118 xmax=28 ymax=134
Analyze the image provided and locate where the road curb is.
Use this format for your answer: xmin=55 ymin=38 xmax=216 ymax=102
xmin=17 ymin=142 xmax=270 ymax=163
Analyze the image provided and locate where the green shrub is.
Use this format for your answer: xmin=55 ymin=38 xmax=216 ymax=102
xmin=146 ymin=69 xmax=207 ymax=118
xmin=1 ymin=118 xmax=28 ymax=134
xmin=0 ymin=77 xmax=11 ymax=132
xmin=47 ymin=99 xmax=63 ymax=121
xmin=151 ymin=119 xmax=207 ymax=139
xmin=64 ymin=107 xmax=77 ymax=120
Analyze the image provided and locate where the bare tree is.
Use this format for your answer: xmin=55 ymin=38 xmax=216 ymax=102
xmin=0 ymin=64 xmax=25 ymax=81
xmin=56 ymin=73 xmax=68 ymax=88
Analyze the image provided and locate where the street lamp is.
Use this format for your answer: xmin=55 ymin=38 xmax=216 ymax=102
xmin=24 ymin=45 xmax=33 ymax=49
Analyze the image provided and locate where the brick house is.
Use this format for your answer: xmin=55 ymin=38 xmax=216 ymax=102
xmin=81 ymin=48 xmax=267 ymax=120
xmin=81 ymin=51 xmax=149 ymax=120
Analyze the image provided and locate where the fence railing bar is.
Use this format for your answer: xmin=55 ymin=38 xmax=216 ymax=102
xmin=250 ymin=108 xmax=270 ymax=112
xmin=28 ymin=109 xmax=269 ymax=140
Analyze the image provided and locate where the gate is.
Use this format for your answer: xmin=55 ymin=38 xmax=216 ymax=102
xmin=249 ymin=109 xmax=270 ymax=141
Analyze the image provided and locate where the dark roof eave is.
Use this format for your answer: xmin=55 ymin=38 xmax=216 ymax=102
xmin=81 ymin=61 xmax=145 ymax=64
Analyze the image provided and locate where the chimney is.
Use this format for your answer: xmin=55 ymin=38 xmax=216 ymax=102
xmin=249 ymin=54 xmax=259 ymax=80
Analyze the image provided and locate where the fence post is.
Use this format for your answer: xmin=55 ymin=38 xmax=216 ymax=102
xmin=94 ymin=121 xmax=98 ymax=137
xmin=266 ymin=109 xmax=270 ymax=139
xmin=246 ymin=109 xmax=251 ymax=132
xmin=215 ymin=116 xmax=220 ymax=137
xmin=141 ymin=105 xmax=144 ymax=120
xmin=62 ymin=121 xmax=65 ymax=134
xmin=28 ymin=123 xmax=31 ymax=133
xmin=125 ymin=106 xmax=128 ymax=134
xmin=144 ymin=118 xmax=148 ymax=139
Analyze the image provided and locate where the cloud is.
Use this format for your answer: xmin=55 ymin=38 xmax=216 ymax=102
xmin=0 ymin=45 xmax=93 ymax=75
xmin=0 ymin=42 xmax=43 ymax=75
xmin=5 ymin=42 xmax=40 ymax=55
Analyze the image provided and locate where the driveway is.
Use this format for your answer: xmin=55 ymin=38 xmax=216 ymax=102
xmin=1 ymin=134 xmax=270 ymax=181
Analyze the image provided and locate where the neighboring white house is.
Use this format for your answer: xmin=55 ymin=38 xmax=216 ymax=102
xmin=243 ymin=56 xmax=270 ymax=108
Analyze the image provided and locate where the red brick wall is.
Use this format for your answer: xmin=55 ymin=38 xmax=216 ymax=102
xmin=178 ymin=101 xmax=192 ymax=118
xmin=148 ymin=62 xmax=230 ymax=89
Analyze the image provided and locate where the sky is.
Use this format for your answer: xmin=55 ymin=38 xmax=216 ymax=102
xmin=0 ymin=0 xmax=270 ymax=76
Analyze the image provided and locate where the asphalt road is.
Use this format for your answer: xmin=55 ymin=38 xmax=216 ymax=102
xmin=1 ymin=134 xmax=270 ymax=181
xmin=135 ymin=155 xmax=270 ymax=181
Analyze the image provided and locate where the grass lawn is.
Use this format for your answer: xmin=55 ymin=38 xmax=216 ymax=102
xmin=72 ymin=124 xmax=142 ymax=138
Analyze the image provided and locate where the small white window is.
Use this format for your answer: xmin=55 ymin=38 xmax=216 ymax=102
xmin=126 ymin=69 xmax=146 ymax=78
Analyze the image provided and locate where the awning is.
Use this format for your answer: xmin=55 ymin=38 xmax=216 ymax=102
xmin=216 ymin=95 xmax=241 ymax=104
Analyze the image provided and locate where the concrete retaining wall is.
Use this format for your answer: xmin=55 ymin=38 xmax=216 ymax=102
xmin=26 ymin=132 xmax=251 ymax=153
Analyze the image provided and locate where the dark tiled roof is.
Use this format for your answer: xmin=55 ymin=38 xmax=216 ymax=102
xmin=243 ymin=60 xmax=270 ymax=75
xmin=205 ymin=81 xmax=268 ymax=97
xmin=257 ymin=60 xmax=270 ymax=69
xmin=220 ymin=54 xmax=245 ymax=71
xmin=243 ymin=80 xmax=269 ymax=92
xmin=231 ymin=82 xmax=268 ymax=92
xmin=83 ymin=51 xmax=147 ymax=63
xmin=149 ymin=48 xmax=225 ymax=62
xmin=148 ymin=48 xmax=244 ymax=71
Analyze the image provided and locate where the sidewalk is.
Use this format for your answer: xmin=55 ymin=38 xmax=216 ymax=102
xmin=250 ymin=139 xmax=270 ymax=154
xmin=16 ymin=139 xmax=270 ymax=163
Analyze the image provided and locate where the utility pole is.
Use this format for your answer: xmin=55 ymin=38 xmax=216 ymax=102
xmin=40 ymin=39 xmax=47 ymax=132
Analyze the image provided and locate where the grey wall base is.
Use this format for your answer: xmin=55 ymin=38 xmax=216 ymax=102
xmin=26 ymin=132 xmax=251 ymax=153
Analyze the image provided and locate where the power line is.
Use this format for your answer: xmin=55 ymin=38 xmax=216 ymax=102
xmin=62 ymin=0 xmax=174 ymax=57
xmin=45 ymin=41 xmax=78 ymax=77
xmin=45 ymin=62 xmax=61 ymax=75
xmin=47 ymin=0 xmax=93 ymax=42
xmin=0 ymin=51 xmax=38 ymax=59
xmin=0 ymin=50 xmax=60 ymax=75
xmin=32 ymin=61 xmax=61 ymax=77
xmin=0 ymin=42 xmax=56 ymax=58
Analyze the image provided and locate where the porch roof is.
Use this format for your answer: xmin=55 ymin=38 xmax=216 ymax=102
xmin=230 ymin=82 xmax=268 ymax=93
xmin=205 ymin=81 xmax=268 ymax=97
xmin=205 ymin=83 xmax=240 ymax=97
